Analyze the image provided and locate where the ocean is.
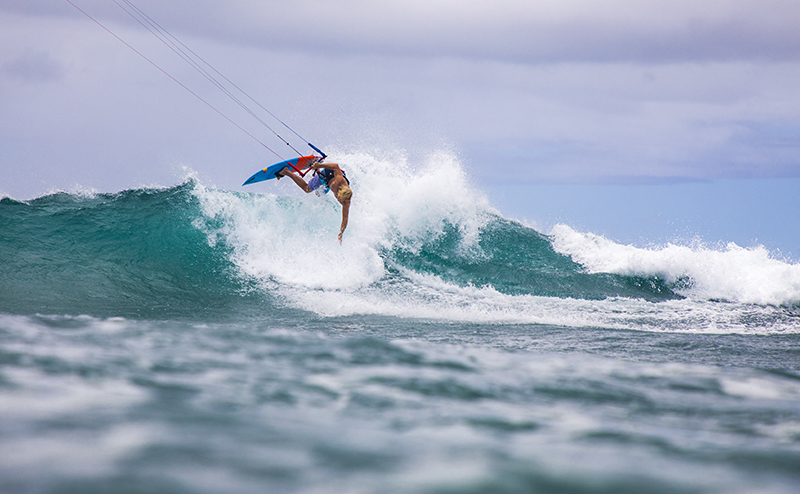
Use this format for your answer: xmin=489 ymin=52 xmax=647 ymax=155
xmin=1 ymin=153 xmax=799 ymax=494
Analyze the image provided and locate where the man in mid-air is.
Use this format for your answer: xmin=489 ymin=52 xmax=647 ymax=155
xmin=278 ymin=161 xmax=352 ymax=244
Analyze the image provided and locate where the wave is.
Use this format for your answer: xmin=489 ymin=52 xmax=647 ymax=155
xmin=551 ymin=224 xmax=800 ymax=306
xmin=0 ymin=184 xmax=266 ymax=319
xmin=2 ymin=152 xmax=798 ymax=332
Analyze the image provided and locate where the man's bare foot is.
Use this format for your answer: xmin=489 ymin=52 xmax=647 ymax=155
xmin=275 ymin=166 xmax=291 ymax=179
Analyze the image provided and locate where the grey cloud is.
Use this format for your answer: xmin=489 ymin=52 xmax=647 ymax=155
xmin=1 ymin=49 xmax=66 ymax=84
xmin=7 ymin=0 xmax=800 ymax=64
xmin=0 ymin=0 xmax=79 ymax=17
xmin=202 ymin=2 xmax=800 ymax=63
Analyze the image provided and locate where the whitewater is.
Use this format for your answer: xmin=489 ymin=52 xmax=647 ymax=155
xmin=1 ymin=152 xmax=799 ymax=494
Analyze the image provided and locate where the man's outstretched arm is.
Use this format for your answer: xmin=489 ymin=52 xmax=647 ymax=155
xmin=338 ymin=200 xmax=350 ymax=244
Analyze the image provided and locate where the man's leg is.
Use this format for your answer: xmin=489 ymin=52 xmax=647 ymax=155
xmin=277 ymin=167 xmax=311 ymax=193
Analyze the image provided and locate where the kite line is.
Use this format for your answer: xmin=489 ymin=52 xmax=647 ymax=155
xmin=65 ymin=0 xmax=326 ymax=160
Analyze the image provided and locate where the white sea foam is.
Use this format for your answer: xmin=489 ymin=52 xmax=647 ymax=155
xmin=193 ymin=151 xmax=491 ymax=290
xmin=192 ymin=152 xmax=800 ymax=334
xmin=550 ymin=224 xmax=800 ymax=306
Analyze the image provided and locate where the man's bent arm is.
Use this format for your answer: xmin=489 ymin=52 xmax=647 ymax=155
xmin=313 ymin=162 xmax=341 ymax=172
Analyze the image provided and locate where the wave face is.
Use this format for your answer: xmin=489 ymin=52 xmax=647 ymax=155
xmin=2 ymin=153 xmax=799 ymax=332
xmin=0 ymin=184 xmax=264 ymax=319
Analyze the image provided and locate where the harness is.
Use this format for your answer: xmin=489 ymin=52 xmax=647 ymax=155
xmin=317 ymin=167 xmax=349 ymax=190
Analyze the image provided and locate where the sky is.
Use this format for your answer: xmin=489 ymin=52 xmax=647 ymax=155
xmin=1 ymin=0 xmax=799 ymax=257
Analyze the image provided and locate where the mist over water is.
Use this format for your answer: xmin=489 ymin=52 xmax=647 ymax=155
xmin=1 ymin=152 xmax=799 ymax=493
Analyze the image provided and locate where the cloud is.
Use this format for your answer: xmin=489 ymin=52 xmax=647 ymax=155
xmin=1 ymin=0 xmax=799 ymax=202
xmin=1 ymin=49 xmax=66 ymax=84
xmin=243 ymin=0 xmax=800 ymax=64
xmin=6 ymin=1 xmax=800 ymax=64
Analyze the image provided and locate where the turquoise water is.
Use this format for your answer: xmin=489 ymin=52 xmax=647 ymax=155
xmin=2 ymin=155 xmax=799 ymax=493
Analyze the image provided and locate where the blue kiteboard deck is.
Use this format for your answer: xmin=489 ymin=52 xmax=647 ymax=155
xmin=243 ymin=155 xmax=318 ymax=186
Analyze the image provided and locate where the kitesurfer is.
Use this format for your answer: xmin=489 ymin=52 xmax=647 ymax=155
xmin=277 ymin=162 xmax=352 ymax=244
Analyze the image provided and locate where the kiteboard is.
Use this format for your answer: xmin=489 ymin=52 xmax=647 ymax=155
xmin=242 ymin=155 xmax=319 ymax=186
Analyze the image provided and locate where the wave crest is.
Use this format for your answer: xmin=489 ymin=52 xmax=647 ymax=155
xmin=551 ymin=224 xmax=800 ymax=306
